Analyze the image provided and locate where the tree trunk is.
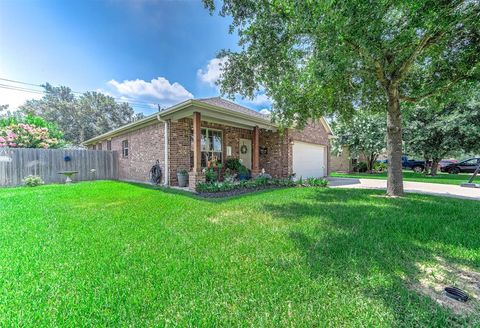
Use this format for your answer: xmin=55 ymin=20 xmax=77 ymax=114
xmin=386 ymin=85 xmax=404 ymax=196
xmin=424 ymin=156 xmax=430 ymax=175
xmin=79 ymin=129 xmax=85 ymax=144
xmin=367 ymin=154 xmax=378 ymax=173
xmin=430 ymin=158 xmax=440 ymax=176
xmin=366 ymin=153 xmax=374 ymax=173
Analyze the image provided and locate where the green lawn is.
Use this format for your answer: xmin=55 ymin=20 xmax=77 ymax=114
xmin=1 ymin=181 xmax=479 ymax=326
xmin=331 ymin=170 xmax=478 ymax=185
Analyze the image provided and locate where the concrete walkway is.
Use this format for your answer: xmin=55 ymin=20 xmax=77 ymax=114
xmin=328 ymin=177 xmax=480 ymax=201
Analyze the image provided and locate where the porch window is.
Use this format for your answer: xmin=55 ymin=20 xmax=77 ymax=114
xmin=191 ymin=128 xmax=223 ymax=167
xmin=107 ymin=140 xmax=111 ymax=151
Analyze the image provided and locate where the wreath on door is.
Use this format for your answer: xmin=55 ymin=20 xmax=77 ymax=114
xmin=240 ymin=144 xmax=248 ymax=154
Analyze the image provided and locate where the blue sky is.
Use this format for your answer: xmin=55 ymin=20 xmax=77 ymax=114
xmin=0 ymin=0 xmax=271 ymax=114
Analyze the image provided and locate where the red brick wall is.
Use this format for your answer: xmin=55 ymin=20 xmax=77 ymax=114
xmin=88 ymin=118 xmax=331 ymax=185
xmin=288 ymin=121 xmax=330 ymax=145
xmin=258 ymin=121 xmax=331 ymax=178
xmin=259 ymin=130 xmax=291 ymax=178
xmin=168 ymin=119 xmax=191 ymax=186
xmin=90 ymin=122 xmax=165 ymax=183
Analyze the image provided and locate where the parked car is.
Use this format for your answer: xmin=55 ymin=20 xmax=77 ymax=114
xmin=441 ymin=158 xmax=480 ymax=174
xmin=377 ymin=156 xmax=428 ymax=172
xmin=401 ymin=155 xmax=427 ymax=173
xmin=437 ymin=159 xmax=457 ymax=171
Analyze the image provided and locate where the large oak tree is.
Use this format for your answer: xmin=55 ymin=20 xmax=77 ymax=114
xmin=204 ymin=0 xmax=480 ymax=196
xmin=20 ymin=84 xmax=144 ymax=144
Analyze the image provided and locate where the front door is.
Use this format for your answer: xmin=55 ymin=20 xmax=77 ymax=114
xmin=239 ymin=139 xmax=252 ymax=169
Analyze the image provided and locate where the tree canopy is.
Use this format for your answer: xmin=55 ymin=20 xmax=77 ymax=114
xmin=332 ymin=111 xmax=386 ymax=173
xmin=403 ymin=93 xmax=480 ymax=175
xmin=19 ymin=83 xmax=144 ymax=145
xmin=204 ymin=0 xmax=480 ymax=196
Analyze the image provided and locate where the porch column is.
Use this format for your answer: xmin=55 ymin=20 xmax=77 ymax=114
xmin=252 ymin=125 xmax=260 ymax=175
xmin=192 ymin=111 xmax=201 ymax=172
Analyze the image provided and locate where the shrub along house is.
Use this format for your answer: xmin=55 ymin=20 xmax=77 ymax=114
xmin=84 ymin=97 xmax=333 ymax=189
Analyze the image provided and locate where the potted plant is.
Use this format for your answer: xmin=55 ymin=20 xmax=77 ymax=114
xmin=237 ymin=165 xmax=250 ymax=181
xmin=177 ymin=168 xmax=189 ymax=187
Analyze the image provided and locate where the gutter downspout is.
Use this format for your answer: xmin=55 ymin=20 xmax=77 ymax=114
xmin=157 ymin=115 xmax=169 ymax=186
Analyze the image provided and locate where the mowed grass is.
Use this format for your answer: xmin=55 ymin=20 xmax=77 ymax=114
xmin=331 ymin=170 xmax=478 ymax=185
xmin=0 ymin=181 xmax=479 ymax=327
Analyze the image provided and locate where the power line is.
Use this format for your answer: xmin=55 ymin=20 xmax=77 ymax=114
xmin=0 ymin=84 xmax=156 ymax=111
xmin=0 ymin=84 xmax=45 ymax=95
xmin=0 ymin=85 xmax=156 ymax=111
xmin=0 ymin=78 xmax=156 ymax=108
xmin=0 ymin=76 xmax=154 ymax=104
xmin=0 ymin=77 xmax=42 ymax=88
xmin=0 ymin=77 xmax=159 ymax=108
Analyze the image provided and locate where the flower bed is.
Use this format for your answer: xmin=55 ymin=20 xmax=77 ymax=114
xmin=196 ymin=177 xmax=328 ymax=198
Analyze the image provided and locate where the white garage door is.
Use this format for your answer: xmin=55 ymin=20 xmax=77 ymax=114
xmin=292 ymin=141 xmax=326 ymax=178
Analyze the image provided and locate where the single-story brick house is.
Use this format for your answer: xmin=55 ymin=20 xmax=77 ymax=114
xmin=84 ymin=97 xmax=333 ymax=189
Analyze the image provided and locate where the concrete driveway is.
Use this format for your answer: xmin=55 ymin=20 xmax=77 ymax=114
xmin=328 ymin=177 xmax=480 ymax=201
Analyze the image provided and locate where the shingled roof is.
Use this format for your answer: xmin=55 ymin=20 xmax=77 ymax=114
xmin=196 ymin=97 xmax=268 ymax=120
xmin=84 ymin=97 xmax=274 ymax=145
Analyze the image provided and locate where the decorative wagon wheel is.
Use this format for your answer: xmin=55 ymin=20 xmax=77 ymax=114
xmin=240 ymin=144 xmax=248 ymax=154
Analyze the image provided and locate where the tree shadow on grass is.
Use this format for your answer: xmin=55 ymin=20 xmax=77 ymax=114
xmin=262 ymin=189 xmax=480 ymax=326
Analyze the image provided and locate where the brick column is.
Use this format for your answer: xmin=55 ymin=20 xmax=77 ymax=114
xmin=252 ymin=125 xmax=260 ymax=176
xmin=188 ymin=171 xmax=205 ymax=190
xmin=192 ymin=111 xmax=201 ymax=173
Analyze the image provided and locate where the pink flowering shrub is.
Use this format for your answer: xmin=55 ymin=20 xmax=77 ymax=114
xmin=0 ymin=123 xmax=60 ymax=149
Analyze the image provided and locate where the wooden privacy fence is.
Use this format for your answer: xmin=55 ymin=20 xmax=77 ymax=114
xmin=0 ymin=148 xmax=118 ymax=187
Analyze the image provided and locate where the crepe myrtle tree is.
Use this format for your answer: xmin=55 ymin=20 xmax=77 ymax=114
xmin=332 ymin=111 xmax=386 ymax=173
xmin=204 ymin=0 xmax=480 ymax=196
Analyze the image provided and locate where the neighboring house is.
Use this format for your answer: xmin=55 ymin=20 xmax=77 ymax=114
xmin=329 ymin=146 xmax=370 ymax=173
xmin=84 ymin=97 xmax=333 ymax=189
xmin=330 ymin=146 xmax=354 ymax=173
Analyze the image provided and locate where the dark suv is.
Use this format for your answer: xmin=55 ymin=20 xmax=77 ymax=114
xmin=441 ymin=158 xmax=480 ymax=174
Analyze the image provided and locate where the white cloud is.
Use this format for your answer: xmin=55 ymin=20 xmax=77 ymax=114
xmin=197 ymin=57 xmax=227 ymax=87
xmin=259 ymin=108 xmax=271 ymax=115
xmin=243 ymin=93 xmax=272 ymax=106
xmin=107 ymin=77 xmax=193 ymax=106
xmin=197 ymin=57 xmax=273 ymax=111
xmin=0 ymin=88 xmax=42 ymax=111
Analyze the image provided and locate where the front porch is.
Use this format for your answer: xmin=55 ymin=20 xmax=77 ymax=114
xmin=162 ymin=106 xmax=289 ymax=189
xmin=190 ymin=110 xmax=263 ymax=189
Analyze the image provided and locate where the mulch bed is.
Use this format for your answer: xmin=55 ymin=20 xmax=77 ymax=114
xmin=196 ymin=185 xmax=288 ymax=198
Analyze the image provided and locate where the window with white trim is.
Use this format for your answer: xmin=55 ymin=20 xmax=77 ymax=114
xmin=190 ymin=128 xmax=223 ymax=167
xmin=122 ymin=140 xmax=129 ymax=158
